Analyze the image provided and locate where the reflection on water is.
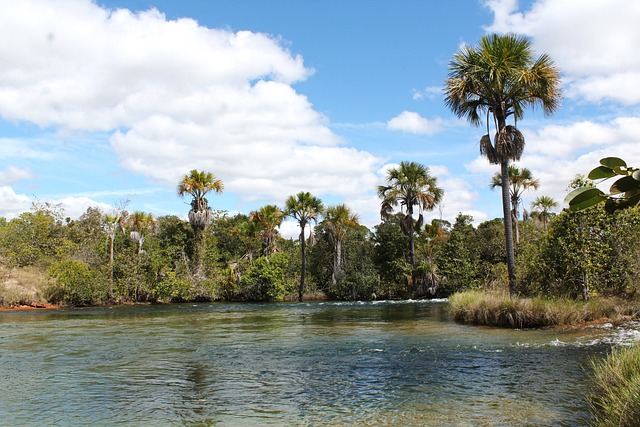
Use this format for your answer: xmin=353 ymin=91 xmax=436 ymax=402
xmin=0 ymin=300 xmax=637 ymax=426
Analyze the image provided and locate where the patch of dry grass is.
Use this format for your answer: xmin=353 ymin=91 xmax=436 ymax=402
xmin=0 ymin=263 xmax=49 ymax=307
xmin=448 ymin=290 xmax=640 ymax=328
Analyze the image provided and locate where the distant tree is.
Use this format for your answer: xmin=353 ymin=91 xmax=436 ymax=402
xmin=285 ymin=192 xmax=324 ymax=301
xmin=177 ymin=169 xmax=224 ymax=233
xmin=490 ymin=165 xmax=539 ymax=244
xmin=530 ymin=195 xmax=557 ymax=231
xmin=377 ymin=161 xmax=443 ymax=294
xmin=249 ymin=204 xmax=285 ymax=257
xmin=444 ymin=33 xmax=561 ymax=295
xmin=322 ymin=204 xmax=360 ymax=286
xmin=128 ymin=211 xmax=156 ymax=255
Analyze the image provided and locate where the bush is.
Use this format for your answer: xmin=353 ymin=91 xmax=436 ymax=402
xmin=239 ymin=253 xmax=292 ymax=301
xmin=589 ymin=345 xmax=640 ymax=427
xmin=46 ymin=260 xmax=106 ymax=306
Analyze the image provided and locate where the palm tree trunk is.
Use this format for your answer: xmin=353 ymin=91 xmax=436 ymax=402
xmin=109 ymin=234 xmax=115 ymax=296
xmin=332 ymin=240 xmax=342 ymax=286
xmin=299 ymin=225 xmax=306 ymax=301
xmin=512 ymin=209 xmax=520 ymax=245
xmin=501 ymin=161 xmax=517 ymax=296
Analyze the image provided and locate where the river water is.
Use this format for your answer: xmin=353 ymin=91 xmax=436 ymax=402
xmin=1 ymin=300 xmax=639 ymax=426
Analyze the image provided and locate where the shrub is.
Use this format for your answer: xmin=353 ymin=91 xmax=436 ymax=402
xmin=46 ymin=260 xmax=106 ymax=306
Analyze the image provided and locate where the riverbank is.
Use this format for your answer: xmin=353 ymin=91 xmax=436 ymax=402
xmin=449 ymin=290 xmax=640 ymax=329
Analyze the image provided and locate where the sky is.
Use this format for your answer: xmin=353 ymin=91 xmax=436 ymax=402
xmin=2 ymin=0 xmax=640 ymax=238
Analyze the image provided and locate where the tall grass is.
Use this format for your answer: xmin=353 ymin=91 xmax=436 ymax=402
xmin=589 ymin=345 xmax=640 ymax=427
xmin=448 ymin=290 xmax=639 ymax=328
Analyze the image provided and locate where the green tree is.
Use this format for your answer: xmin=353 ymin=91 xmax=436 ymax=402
xmin=438 ymin=214 xmax=482 ymax=294
xmin=285 ymin=191 xmax=324 ymax=301
xmin=102 ymin=210 xmax=128 ymax=291
xmin=322 ymin=204 xmax=360 ymax=286
xmin=444 ymin=33 xmax=561 ymax=296
xmin=249 ymin=204 xmax=285 ymax=257
xmin=177 ymin=170 xmax=224 ymax=233
xmin=373 ymin=214 xmax=412 ymax=297
xmin=490 ymin=165 xmax=539 ymax=244
xmin=530 ymin=195 xmax=557 ymax=231
xmin=377 ymin=161 xmax=443 ymax=294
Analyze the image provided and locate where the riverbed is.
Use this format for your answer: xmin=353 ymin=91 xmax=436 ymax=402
xmin=1 ymin=300 xmax=638 ymax=426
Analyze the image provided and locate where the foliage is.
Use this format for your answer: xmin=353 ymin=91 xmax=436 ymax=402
xmin=438 ymin=214 xmax=483 ymax=294
xmin=46 ymin=259 xmax=105 ymax=306
xmin=589 ymin=344 xmax=640 ymax=427
xmin=177 ymin=169 xmax=224 ymax=232
xmin=239 ymin=252 xmax=292 ymax=301
xmin=566 ymin=157 xmax=640 ymax=212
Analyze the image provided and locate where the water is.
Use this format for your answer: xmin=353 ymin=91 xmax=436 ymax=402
xmin=1 ymin=300 xmax=638 ymax=426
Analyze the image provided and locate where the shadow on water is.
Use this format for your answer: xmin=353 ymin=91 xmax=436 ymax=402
xmin=0 ymin=300 xmax=634 ymax=426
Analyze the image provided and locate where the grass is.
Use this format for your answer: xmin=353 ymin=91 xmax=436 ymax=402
xmin=589 ymin=344 xmax=640 ymax=427
xmin=0 ymin=264 xmax=49 ymax=307
xmin=448 ymin=290 xmax=640 ymax=328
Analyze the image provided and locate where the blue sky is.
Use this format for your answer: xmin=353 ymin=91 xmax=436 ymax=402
xmin=2 ymin=0 xmax=640 ymax=238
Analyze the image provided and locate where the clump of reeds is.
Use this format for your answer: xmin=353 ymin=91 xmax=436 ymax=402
xmin=448 ymin=290 xmax=639 ymax=328
xmin=589 ymin=344 xmax=640 ymax=427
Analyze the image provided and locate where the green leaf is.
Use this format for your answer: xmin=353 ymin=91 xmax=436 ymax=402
xmin=600 ymin=157 xmax=627 ymax=169
xmin=565 ymin=187 xmax=606 ymax=211
xmin=610 ymin=176 xmax=640 ymax=194
xmin=588 ymin=166 xmax=616 ymax=180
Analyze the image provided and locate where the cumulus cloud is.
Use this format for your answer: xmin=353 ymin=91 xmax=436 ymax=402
xmin=484 ymin=0 xmax=640 ymax=104
xmin=0 ymin=0 xmax=383 ymax=215
xmin=387 ymin=111 xmax=443 ymax=135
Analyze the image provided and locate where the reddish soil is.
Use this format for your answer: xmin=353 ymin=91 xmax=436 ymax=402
xmin=0 ymin=302 xmax=59 ymax=311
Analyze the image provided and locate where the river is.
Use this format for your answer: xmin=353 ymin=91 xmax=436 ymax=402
xmin=1 ymin=300 xmax=639 ymax=426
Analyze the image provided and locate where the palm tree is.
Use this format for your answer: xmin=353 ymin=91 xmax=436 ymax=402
xmin=530 ymin=195 xmax=557 ymax=231
xmin=128 ymin=211 xmax=156 ymax=255
xmin=322 ymin=204 xmax=360 ymax=286
xmin=102 ymin=210 xmax=128 ymax=290
xmin=177 ymin=169 xmax=224 ymax=233
xmin=377 ymin=161 xmax=443 ymax=293
xmin=444 ymin=33 xmax=561 ymax=296
xmin=249 ymin=204 xmax=285 ymax=257
xmin=490 ymin=165 xmax=539 ymax=244
xmin=285 ymin=192 xmax=324 ymax=301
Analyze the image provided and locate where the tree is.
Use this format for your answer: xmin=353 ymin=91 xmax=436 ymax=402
xmin=285 ymin=192 xmax=323 ymax=301
xmin=377 ymin=161 xmax=443 ymax=294
xmin=128 ymin=211 xmax=156 ymax=255
xmin=444 ymin=33 xmax=561 ymax=296
xmin=490 ymin=165 xmax=539 ymax=244
xmin=102 ymin=210 xmax=128 ymax=293
xmin=322 ymin=204 xmax=360 ymax=286
xmin=530 ymin=195 xmax=557 ymax=231
xmin=249 ymin=204 xmax=285 ymax=257
xmin=177 ymin=170 xmax=224 ymax=233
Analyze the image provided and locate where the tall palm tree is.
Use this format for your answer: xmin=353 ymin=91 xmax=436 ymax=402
xmin=177 ymin=169 xmax=224 ymax=233
xmin=249 ymin=204 xmax=285 ymax=257
xmin=490 ymin=165 xmax=539 ymax=244
xmin=285 ymin=192 xmax=324 ymax=301
xmin=322 ymin=204 xmax=360 ymax=286
xmin=444 ymin=33 xmax=561 ymax=296
xmin=377 ymin=161 xmax=443 ymax=293
xmin=530 ymin=195 xmax=557 ymax=231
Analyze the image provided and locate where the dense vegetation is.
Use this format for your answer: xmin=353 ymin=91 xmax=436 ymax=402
xmin=2 ymin=192 xmax=640 ymax=308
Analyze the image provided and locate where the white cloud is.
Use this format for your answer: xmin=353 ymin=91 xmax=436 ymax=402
xmin=0 ymin=186 xmax=32 ymax=219
xmin=411 ymin=86 xmax=442 ymax=101
xmin=387 ymin=111 xmax=443 ymax=135
xmin=0 ymin=0 xmax=385 ymax=214
xmin=0 ymin=166 xmax=33 ymax=185
xmin=484 ymin=0 xmax=640 ymax=104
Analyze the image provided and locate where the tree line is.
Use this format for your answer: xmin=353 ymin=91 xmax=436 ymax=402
xmin=2 ymin=165 xmax=639 ymax=306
